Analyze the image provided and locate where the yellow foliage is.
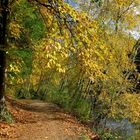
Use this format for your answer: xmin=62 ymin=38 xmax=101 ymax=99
xmin=9 ymin=21 xmax=21 ymax=39
xmin=9 ymin=0 xmax=140 ymax=124
xmin=112 ymin=93 xmax=140 ymax=123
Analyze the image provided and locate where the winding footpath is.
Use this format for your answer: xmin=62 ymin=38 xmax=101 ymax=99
xmin=0 ymin=99 xmax=97 ymax=140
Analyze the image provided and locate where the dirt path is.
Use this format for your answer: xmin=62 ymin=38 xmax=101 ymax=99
xmin=0 ymin=99 xmax=97 ymax=140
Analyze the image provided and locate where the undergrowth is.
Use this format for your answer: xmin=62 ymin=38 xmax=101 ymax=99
xmin=0 ymin=108 xmax=14 ymax=123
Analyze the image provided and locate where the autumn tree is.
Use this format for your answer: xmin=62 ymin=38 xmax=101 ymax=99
xmin=29 ymin=0 xmax=138 ymax=124
xmin=0 ymin=0 xmax=53 ymax=111
xmin=0 ymin=0 xmax=140 ymax=128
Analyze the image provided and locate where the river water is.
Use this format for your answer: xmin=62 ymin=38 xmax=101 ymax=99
xmin=100 ymin=119 xmax=140 ymax=139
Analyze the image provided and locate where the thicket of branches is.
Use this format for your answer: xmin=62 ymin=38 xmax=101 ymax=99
xmin=0 ymin=0 xmax=140 ymax=131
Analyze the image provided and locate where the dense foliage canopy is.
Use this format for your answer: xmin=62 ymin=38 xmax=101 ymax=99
xmin=0 ymin=0 xmax=140 ymax=138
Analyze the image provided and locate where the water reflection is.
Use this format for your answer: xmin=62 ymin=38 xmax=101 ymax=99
xmin=100 ymin=119 xmax=140 ymax=139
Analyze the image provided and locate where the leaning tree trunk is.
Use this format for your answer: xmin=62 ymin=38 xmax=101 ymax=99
xmin=0 ymin=0 xmax=9 ymax=111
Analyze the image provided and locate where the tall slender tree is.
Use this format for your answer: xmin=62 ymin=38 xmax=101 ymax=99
xmin=0 ymin=0 xmax=9 ymax=110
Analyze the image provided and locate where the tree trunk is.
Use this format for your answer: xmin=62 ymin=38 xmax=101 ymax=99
xmin=0 ymin=0 xmax=9 ymax=111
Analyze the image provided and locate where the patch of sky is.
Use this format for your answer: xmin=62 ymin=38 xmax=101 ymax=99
xmin=64 ymin=0 xmax=79 ymax=8
xmin=64 ymin=0 xmax=140 ymax=40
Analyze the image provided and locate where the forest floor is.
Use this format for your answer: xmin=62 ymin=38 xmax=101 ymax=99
xmin=0 ymin=98 xmax=98 ymax=140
